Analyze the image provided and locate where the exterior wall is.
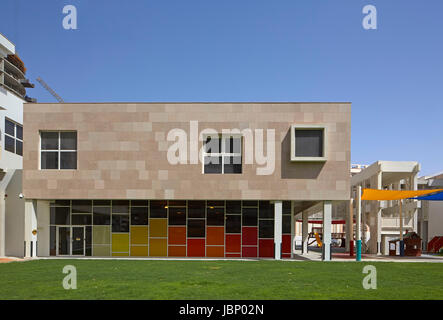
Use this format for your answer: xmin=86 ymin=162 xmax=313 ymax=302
xmin=428 ymin=201 xmax=443 ymax=241
xmin=23 ymin=102 xmax=351 ymax=201
xmin=5 ymin=169 xmax=25 ymax=257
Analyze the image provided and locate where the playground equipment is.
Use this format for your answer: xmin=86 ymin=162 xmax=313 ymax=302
xmin=389 ymin=232 xmax=422 ymax=256
xmin=314 ymin=232 xmax=322 ymax=247
xmin=427 ymin=236 xmax=443 ymax=253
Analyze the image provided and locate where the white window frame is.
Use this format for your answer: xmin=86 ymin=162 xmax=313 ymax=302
xmin=40 ymin=131 xmax=77 ymax=170
xmin=4 ymin=118 xmax=23 ymax=156
xmin=290 ymin=125 xmax=327 ymax=162
xmin=202 ymin=134 xmax=242 ymax=174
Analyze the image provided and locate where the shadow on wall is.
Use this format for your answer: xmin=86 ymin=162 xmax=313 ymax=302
xmin=280 ymin=129 xmax=325 ymax=179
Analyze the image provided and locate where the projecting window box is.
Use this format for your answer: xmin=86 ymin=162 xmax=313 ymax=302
xmin=290 ymin=125 xmax=327 ymax=162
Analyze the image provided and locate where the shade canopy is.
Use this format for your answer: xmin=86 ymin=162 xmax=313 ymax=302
xmin=410 ymin=191 xmax=443 ymax=201
xmin=361 ymin=188 xmax=443 ymax=200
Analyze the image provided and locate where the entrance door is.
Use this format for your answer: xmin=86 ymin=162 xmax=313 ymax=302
xmin=57 ymin=227 xmax=71 ymax=256
xmin=72 ymin=227 xmax=85 ymax=256
xmin=57 ymin=226 xmax=85 ymax=256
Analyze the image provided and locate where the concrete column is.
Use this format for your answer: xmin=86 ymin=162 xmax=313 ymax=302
xmin=0 ymin=191 xmax=5 ymax=257
xmin=356 ymin=186 xmax=362 ymax=261
xmin=302 ymin=211 xmax=309 ymax=254
xmin=24 ymin=200 xmax=37 ymax=258
xmin=290 ymin=201 xmax=295 ymax=259
xmin=346 ymin=199 xmax=353 ymax=252
xmin=36 ymin=201 xmax=51 ymax=257
xmin=322 ymin=201 xmax=332 ymax=261
xmin=376 ymin=171 xmax=382 ymax=254
xmin=274 ymin=201 xmax=282 ymax=260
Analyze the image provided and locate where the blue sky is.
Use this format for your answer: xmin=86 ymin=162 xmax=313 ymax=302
xmin=1 ymin=0 xmax=442 ymax=176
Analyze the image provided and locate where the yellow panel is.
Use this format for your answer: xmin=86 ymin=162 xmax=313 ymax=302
xmin=93 ymin=245 xmax=110 ymax=256
xmin=112 ymin=252 xmax=129 ymax=256
xmin=112 ymin=233 xmax=129 ymax=253
xmin=131 ymin=226 xmax=149 ymax=245
xmin=149 ymin=238 xmax=167 ymax=256
xmin=362 ymin=188 xmax=443 ymax=200
xmin=131 ymin=246 xmax=149 ymax=256
xmin=93 ymin=226 xmax=111 ymax=245
xmin=149 ymin=219 xmax=167 ymax=237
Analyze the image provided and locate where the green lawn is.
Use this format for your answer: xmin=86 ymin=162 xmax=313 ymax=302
xmin=1 ymin=259 xmax=442 ymax=300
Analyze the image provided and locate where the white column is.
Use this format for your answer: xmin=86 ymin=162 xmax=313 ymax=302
xmin=36 ymin=201 xmax=51 ymax=257
xmin=274 ymin=201 xmax=282 ymax=260
xmin=24 ymin=200 xmax=37 ymax=258
xmin=0 ymin=191 xmax=5 ymax=257
xmin=376 ymin=172 xmax=382 ymax=254
xmin=290 ymin=201 xmax=295 ymax=258
xmin=302 ymin=211 xmax=308 ymax=254
xmin=346 ymin=199 xmax=353 ymax=252
xmin=322 ymin=201 xmax=332 ymax=261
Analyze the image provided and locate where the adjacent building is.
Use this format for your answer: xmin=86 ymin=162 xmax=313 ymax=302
xmin=21 ymin=102 xmax=351 ymax=260
xmin=0 ymin=33 xmax=34 ymax=257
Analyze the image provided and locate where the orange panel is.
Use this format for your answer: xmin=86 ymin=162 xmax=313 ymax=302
xmin=150 ymin=219 xmax=167 ymax=237
xmin=206 ymin=226 xmax=224 ymax=245
xmin=168 ymin=245 xmax=186 ymax=257
xmin=168 ymin=226 xmax=186 ymax=245
xmin=206 ymin=246 xmax=224 ymax=257
xmin=149 ymin=238 xmax=167 ymax=256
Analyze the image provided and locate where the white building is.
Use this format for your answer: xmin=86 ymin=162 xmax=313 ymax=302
xmin=0 ymin=32 xmax=34 ymax=257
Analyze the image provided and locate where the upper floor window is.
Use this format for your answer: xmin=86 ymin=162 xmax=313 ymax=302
xmin=40 ymin=131 xmax=77 ymax=169
xmin=5 ymin=118 xmax=23 ymax=156
xmin=290 ymin=125 xmax=327 ymax=162
xmin=203 ymin=134 xmax=242 ymax=174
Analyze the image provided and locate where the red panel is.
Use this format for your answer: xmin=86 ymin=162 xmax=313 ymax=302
xmin=242 ymin=246 xmax=257 ymax=258
xmin=206 ymin=227 xmax=224 ymax=245
xmin=168 ymin=245 xmax=186 ymax=257
xmin=168 ymin=226 xmax=186 ymax=245
xmin=282 ymin=234 xmax=291 ymax=254
xmin=226 ymin=234 xmax=241 ymax=253
xmin=206 ymin=246 xmax=224 ymax=257
xmin=226 ymin=253 xmax=241 ymax=258
xmin=242 ymin=227 xmax=258 ymax=246
xmin=187 ymin=239 xmax=205 ymax=257
xmin=282 ymin=254 xmax=291 ymax=259
xmin=259 ymin=239 xmax=274 ymax=258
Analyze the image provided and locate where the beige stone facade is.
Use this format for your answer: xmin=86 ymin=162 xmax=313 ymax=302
xmin=23 ymin=102 xmax=351 ymax=201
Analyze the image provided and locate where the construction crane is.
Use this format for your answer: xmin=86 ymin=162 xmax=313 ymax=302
xmin=36 ymin=77 xmax=64 ymax=103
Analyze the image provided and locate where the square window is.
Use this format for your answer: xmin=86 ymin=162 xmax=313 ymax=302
xmin=295 ymin=129 xmax=323 ymax=157
xmin=291 ymin=126 xmax=326 ymax=161
xmin=204 ymin=136 xmax=221 ymax=153
xmin=188 ymin=201 xmax=205 ymax=218
xmin=41 ymin=132 xmax=59 ymax=150
xmin=259 ymin=220 xmax=274 ymax=238
xmin=5 ymin=135 xmax=15 ymax=153
xmin=204 ymin=156 xmax=222 ymax=174
xmin=187 ymin=219 xmax=205 ymax=238
xmin=224 ymin=137 xmax=241 ymax=154
xmin=41 ymin=152 xmax=59 ymax=169
xmin=60 ymin=152 xmax=77 ymax=169
xmin=16 ymin=140 xmax=23 ymax=156
xmin=5 ymin=119 xmax=15 ymax=136
xmin=112 ymin=215 xmax=129 ymax=232
xmin=16 ymin=125 xmax=23 ymax=140
xmin=226 ymin=215 xmax=241 ymax=233
xmin=131 ymin=207 xmax=148 ymax=225
xmin=93 ymin=207 xmax=111 ymax=225
xmin=150 ymin=200 xmax=167 ymax=218
xmin=207 ymin=207 xmax=224 ymax=226
xmin=168 ymin=207 xmax=186 ymax=225
xmin=61 ymin=132 xmax=77 ymax=150
xmin=242 ymin=207 xmax=258 ymax=226
xmin=223 ymin=156 xmax=242 ymax=174
xmin=72 ymin=200 xmax=92 ymax=213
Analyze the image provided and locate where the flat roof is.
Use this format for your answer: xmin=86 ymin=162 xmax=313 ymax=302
xmin=25 ymin=101 xmax=352 ymax=105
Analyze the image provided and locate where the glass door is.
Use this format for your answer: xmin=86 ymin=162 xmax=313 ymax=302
xmin=72 ymin=227 xmax=85 ymax=256
xmin=57 ymin=226 xmax=71 ymax=256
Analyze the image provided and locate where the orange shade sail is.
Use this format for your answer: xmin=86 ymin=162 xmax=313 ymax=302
xmin=361 ymin=188 xmax=443 ymax=201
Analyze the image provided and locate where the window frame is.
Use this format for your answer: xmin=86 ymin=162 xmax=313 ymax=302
xmin=4 ymin=118 xmax=23 ymax=156
xmin=290 ymin=125 xmax=327 ymax=162
xmin=40 ymin=131 xmax=78 ymax=170
xmin=202 ymin=133 xmax=242 ymax=174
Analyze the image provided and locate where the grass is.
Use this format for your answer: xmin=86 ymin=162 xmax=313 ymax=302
xmin=1 ymin=259 xmax=443 ymax=300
